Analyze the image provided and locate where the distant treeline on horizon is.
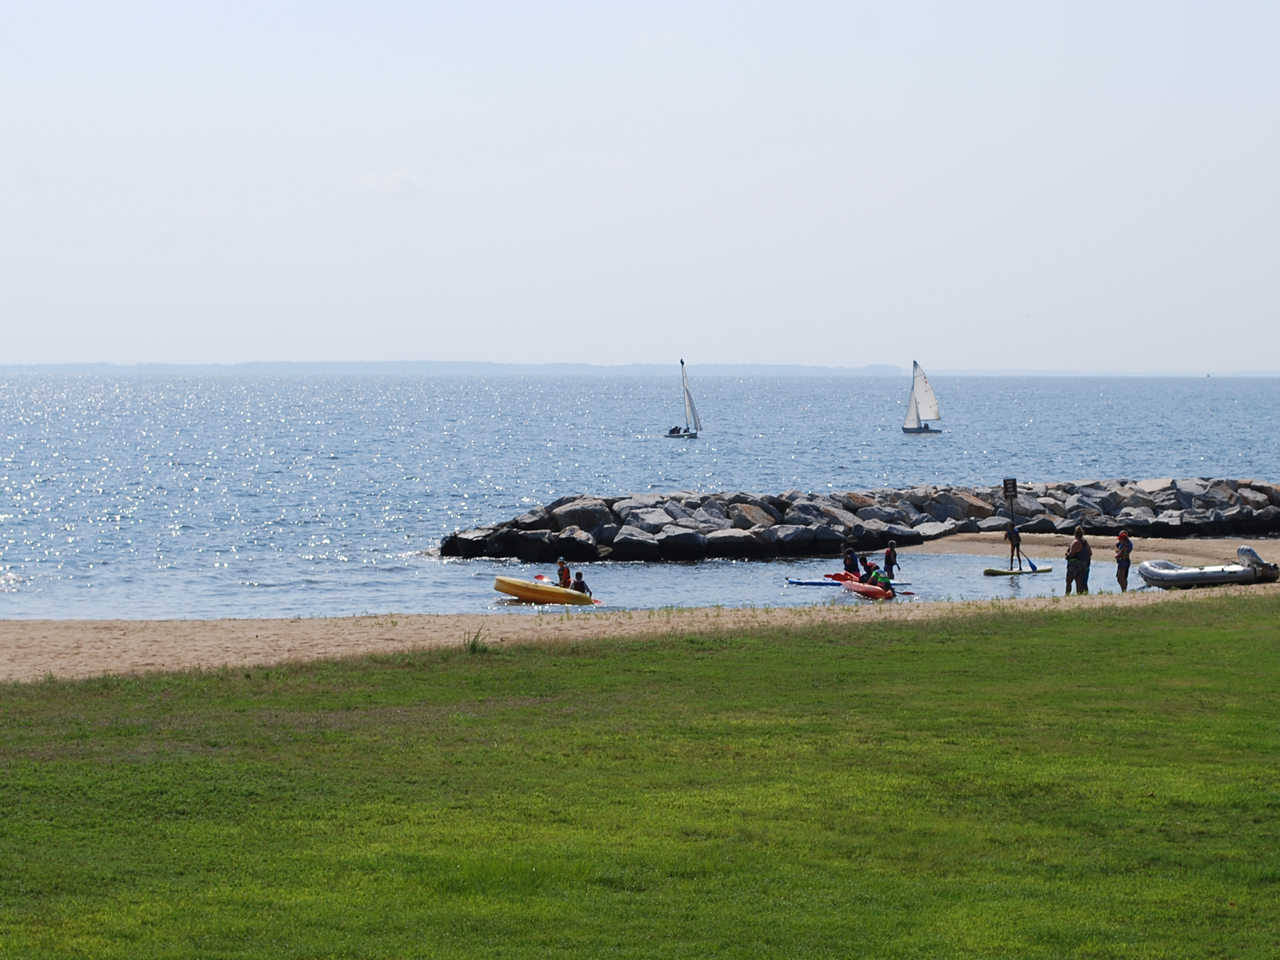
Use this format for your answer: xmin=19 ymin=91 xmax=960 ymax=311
xmin=1 ymin=361 xmax=1275 ymax=377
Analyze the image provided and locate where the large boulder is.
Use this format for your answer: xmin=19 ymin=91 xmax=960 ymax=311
xmin=951 ymin=491 xmax=995 ymax=519
xmin=840 ymin=492 xmax=879 ymax=510
xmin=704 ymin=528 xmax=765 ymax=558
xmin=513 ymin=507 xmax=552 ymax=531
xmin=1238 ymin=487 xmax=1272 ymax=511
xmin=783 ymin=501 xmax=829 ymax=527
xmin=1064 ymin=494 xmax=1105 ymax=518
xmin=610 ymin=526 xmax=661 ymax=561
xmin=857 ymin=505 xmax=905 ymax=525
xmin=629 ymin=508 xmax=679 ymax=534
xmin=555 ymin=526 xmax=599 ymax=562
xmin=655 ymin=526 xmax=709 ymax=561
xmin=515 ymin=529 xmax=560 ymax=562
xmin=726 ymin=493 xmax=784 ymax=522
xmin=695 ymin=499 xmax=728 ymax=521
xmin=663 ymin=500 xmax=696 ymax=521
xmin=927 ymin=501 xmax=967 ymax=523
xmin=483 ymin=527 xmax=522 ymax=558
xmin=1015 ymin=516 xmax=1057 ymax=534
xmin=694 ymin=516 xmax=733 ymax=532
xmin=551 ymin=498 xmax=614 ymax=537
xmin=760 ymin=524 xmax=815 ymax=556
xmin=439 ymin=529 xmax=490 ymax=558
xmin=1136 ymin=478 xmax=1175 ymax=495
xmin=611 ymin=495 xmax=664 ymax=521
xmin=728 ymin=503 xmax=777 ymax=530
xmin=810 ymin=524 xmax=847 ymax=554
xmin=1242 ymin=481 xmax=1280 ymax=506
xmin=1037 ymin=497 xmax=1067 ymax=517
xmin=977 ymin=516 xmax=1013 ymax=533
xmin=913 ymin=519 xmax=962 ymax=540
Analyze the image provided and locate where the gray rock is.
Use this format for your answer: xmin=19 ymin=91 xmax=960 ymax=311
xmin=598 ymin=523 xmax=620 ymax=543
xmin=663 ymin=501 xmax=695 ymax=521
xmin=1064 ymin=494 xmax=1105 ymax=518
xmin=704 ymin=528 xmax=763 ymax=558
xmin=1037 ymin=497 xmax=1067 ymax=517
xmin=513 ymin=507 xmax=552 ymax=530
xmin=977 ymin=516 xmax=1013 ymax=532
xmin=760 ymin=523 xmax=816 ymax=557
xmin=810 ymin=524 xmax=847 ymax=553
xmin=551 ymin=498 xmax=614 ymax=537
xmin=695 ymin=499 xmax=728 ymax=521
xmin=728 ymin=503 xmax=777 ymax=529
xmin=1117 ymin=506 xmax=1155 ymax=520
xmin=1238 ymin=487 xmax=1272 ymax=510
xmin=628 ymin=508 xmax=678 ymax=534
xmin=611 ymin=496 xmax=663 ymax=521
xmin=913 ymin=520 xmax=961 ymax=540
xmin=783 ymin=501 xmax=829 ymax=526
xmin=1010 ymin=493 xmax=1046 ymax=516
xmin=725 ymin=493 xmax=784 ymax=522
xmin=927 ymin=502 xmax=967 ymax=523
xmin=610 ymin=526 xmax=661 ymax=561
xmin=857 ymin=505 xmax=905 ymax=524
xmin=1136 ymin=477 xmax=1175 ymax=494
xmin=1015 ymin=516 xmax=1056 ymax=534
xmin=554 ymin=526 xmax=598 ymax=562
xmin=694 ymin=517 xmax=733 ymax=532
xmin=440 ymin=529 xmax=490 ymax=558
xmin=655 ymin=525 xmax=708 ymax=561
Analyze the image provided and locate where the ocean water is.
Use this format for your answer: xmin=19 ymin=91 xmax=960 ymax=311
xmin=1 ymin=374 xmax=1276 ymax=618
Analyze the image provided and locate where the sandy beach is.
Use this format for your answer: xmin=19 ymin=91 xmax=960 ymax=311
xmin=3 ymin=534 xmax=1277 ymax=685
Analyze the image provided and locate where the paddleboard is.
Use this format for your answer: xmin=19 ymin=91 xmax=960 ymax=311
xmin=787 ymin=578 xmax=843 ymax=586
xmin=821 ymin=572 xmax=910 ymax=586
xmin=983 ymin=566 xmax=1053 ymax=577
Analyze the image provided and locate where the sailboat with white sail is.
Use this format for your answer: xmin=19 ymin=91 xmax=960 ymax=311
xmin=902 ymin=361 xmax=941 ymax=434
xmin=665 ymin=360 xmax=702 ymax=439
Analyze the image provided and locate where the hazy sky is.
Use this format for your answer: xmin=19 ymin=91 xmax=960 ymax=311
xmin=2 ymin=2 xmax=1277 ymax=370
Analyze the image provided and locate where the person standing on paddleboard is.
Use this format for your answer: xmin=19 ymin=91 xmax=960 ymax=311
xmin=1114 ymin=530 xmax=1132 ymax=592
xmin=1065 ymin=527 xmax=1092 ymax=594
xmin=1004 ymin=526 xmax=1026 ymax=570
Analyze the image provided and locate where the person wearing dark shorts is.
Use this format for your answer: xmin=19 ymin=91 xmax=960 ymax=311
xmin=1004 ymin=526 xmax=1025 ymax=570
xmin=884 ymin=541 xmax=899 ymax=580
xmin=1114 ymin=530 xmax=1132 ymax=592
xmin=1065 ymin=526 xmax=1092 ymax=595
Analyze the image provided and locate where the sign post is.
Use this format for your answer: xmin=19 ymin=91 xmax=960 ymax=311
xmin=1002 ymin=477 xmax=1018 ymax=519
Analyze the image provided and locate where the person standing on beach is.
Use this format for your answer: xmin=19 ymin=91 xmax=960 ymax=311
xmin=1004 ymin=525 xmax=1026 ymax=571
xmin=884 ymin=541 xmax=900 ymax=580
xmin=1065 ymin=527 xmax=1092 ymax=594
xmin=1114 ymin=530 xmax=1132 ymax=592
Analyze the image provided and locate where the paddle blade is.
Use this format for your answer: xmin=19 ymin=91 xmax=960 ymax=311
xmin=1028 ymin=559 xmax=1038 ymax=572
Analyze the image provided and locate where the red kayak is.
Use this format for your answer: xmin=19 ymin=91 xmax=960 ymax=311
xmin=825 ymin=571 xmax=898 ymax=600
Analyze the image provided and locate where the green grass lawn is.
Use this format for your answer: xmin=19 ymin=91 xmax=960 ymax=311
xmin=2 ymin=596 xmax=1279 ymax=958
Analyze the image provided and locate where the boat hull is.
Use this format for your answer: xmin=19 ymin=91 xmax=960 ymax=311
xmin=663 ymin=432 xmax=697 ymax=439
xmin=1137 ymin=560 xmax=1280 ymax=590
xmin=901 ymin=426 xmax=938 ymax=434
xmin=493 ymin=576 xmax=598 ymax=605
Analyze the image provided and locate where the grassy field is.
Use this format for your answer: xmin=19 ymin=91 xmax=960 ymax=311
xmin=2 ymin=596 xmax=1279 ymax=958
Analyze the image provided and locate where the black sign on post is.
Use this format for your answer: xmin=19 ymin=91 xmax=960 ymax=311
xmin=1002 ymin=478 xmax=1018 ymax=500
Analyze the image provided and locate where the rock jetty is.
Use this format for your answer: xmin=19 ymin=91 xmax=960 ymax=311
xmin=439 ymin=478 xmax=1280 ymax=563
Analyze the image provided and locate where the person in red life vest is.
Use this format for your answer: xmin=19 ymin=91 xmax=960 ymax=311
xmin=884 ymin=541 xmax=899 ymax=580
xmin=556 ymin=558 xmax=571 ymax=589
xmin=1114 ymin=530 xmax=1133 ymax=592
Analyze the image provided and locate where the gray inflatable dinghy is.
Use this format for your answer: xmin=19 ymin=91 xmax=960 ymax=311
xmin=1138 ymin=546 xmax=1280 ymax=590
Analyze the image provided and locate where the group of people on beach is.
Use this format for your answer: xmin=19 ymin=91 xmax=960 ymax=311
xmin=1004 ymin=524 xmax=1133 ymax=594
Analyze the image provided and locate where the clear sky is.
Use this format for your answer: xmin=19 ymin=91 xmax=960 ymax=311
xmin=2 ymin=2 xmax=1277 ymax=370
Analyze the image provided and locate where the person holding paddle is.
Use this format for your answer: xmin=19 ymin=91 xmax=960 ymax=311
xmin=1004 ymin=525 xmax=1028 ymax=571
xmin=555 ymin=558 xmax=572 ymax=589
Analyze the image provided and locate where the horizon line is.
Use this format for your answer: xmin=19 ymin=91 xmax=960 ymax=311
xmin=1 ymin=360 xmax=1277 ymax=378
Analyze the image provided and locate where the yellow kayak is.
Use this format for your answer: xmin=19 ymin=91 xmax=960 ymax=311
xmin=493 ymin=576 xmax=599 ymax=605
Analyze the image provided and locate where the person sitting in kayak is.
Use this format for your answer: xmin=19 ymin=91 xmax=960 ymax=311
xmin=859 ymin=559 xmax=880 ymax=584
xmin=556 ymin=558 xmax=572 ymax=589
xmin=842 ymin=546 xmax=861 ymax=577
xmin=865 ymin=566 xmax=895 ymax=596
xmin=571 ymin=571 xmax=591 ymax=597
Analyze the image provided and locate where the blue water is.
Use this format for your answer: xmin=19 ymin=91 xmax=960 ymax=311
xmin=1 ymin=374 xmax=1275 ymax=618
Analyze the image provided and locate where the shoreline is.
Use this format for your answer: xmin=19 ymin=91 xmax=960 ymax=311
xmin=5 ymin=541 xmax=1279 ymax=683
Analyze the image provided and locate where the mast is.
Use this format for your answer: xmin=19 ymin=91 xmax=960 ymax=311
xmin=681 ymin=360 xmax=702 ymax=433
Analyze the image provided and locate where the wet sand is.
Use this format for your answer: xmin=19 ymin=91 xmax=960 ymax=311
xmin=904 ymin=532 xmax=1280 ymax=567
xmin=4 ymin=534 xmax=1278 ymax=685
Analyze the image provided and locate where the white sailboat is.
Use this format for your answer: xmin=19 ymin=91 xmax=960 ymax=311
xmin=902 ymin=361 xmax=941 ymax=434
xmin=665 ymin=359 xmax=702 ymax=438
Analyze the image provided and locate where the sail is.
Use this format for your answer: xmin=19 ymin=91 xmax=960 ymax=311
xmin=902 ymin=390 xmax=921 ymax=430
xmin=912 ymin=361 xmax=941 ymax=420
xmin=681 ymin=361 xmax=702 ymax=433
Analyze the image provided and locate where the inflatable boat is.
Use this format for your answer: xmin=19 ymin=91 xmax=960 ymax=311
xmin=1137 ymin=546 xmax=1280 ymax=590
